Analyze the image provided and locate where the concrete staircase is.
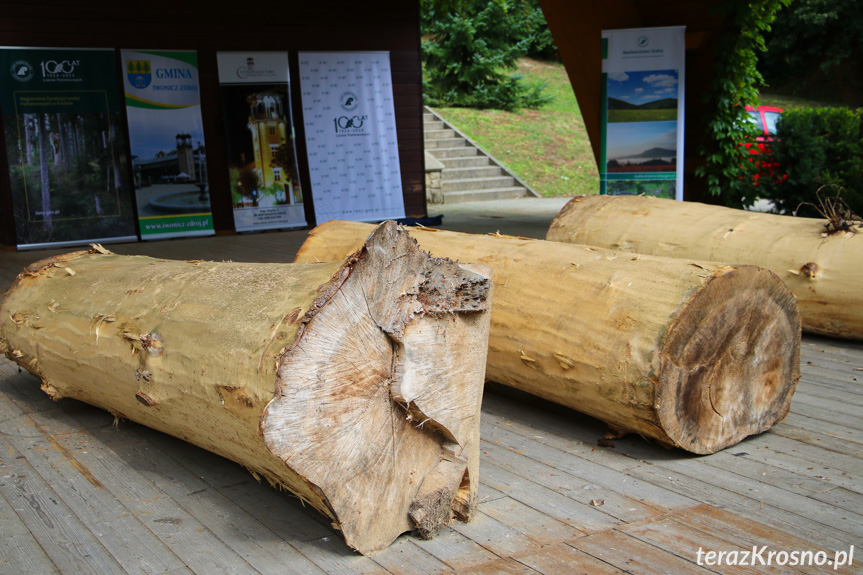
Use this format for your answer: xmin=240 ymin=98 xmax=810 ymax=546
xmin=423 ymin=107 xmax=538 ymax=204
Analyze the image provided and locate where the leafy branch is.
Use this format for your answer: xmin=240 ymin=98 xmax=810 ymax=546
xmin=695 ymin=0 xmax=790 ymax=208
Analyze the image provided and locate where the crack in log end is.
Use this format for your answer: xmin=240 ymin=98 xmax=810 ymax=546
xmin=262 ymin=222 xmax=492 ymax=554
xmin=657 ymin=266 xmax=801 ymax=454
xmin=450 ymin=467 xmax=476 ymax=522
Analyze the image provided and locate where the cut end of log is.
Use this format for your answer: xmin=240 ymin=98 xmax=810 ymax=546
xmin=657 ymin=265 xmax=801 ymax=454
xmin=262 ymin=221 xmax=492 ymax=554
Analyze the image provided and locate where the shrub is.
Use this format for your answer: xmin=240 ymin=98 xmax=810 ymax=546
xmin=754 ymin=107 xmax=863 ymax=218
xmin=422 ymin=0 xmax=552 ymax=111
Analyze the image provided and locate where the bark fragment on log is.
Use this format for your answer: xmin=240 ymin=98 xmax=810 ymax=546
xmin=546 ymin=194 xmax=863 ymax=340
xmin=0 ymin=221 xmax=492 ymax=554
xmin=295 ymin=221 xmax=801 ymax=455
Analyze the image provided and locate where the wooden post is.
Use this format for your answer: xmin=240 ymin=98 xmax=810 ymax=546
xmin=0 ymin=222 xmax=493 ymax=555
xmin=547 ymin=194 xmax=863 ymax=340
xmin=295 ymin=221 xmax=801 ymax=455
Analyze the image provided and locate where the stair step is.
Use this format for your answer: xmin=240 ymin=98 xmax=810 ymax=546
xmin=441 ymin=166 xmax=503 ymax=180
xmin=442 ymin=176 xmax=515 ymax=193
xmin=438 ymin=156 xmax=492 ymax=169
xmin=424 ymin=128 xmax=456 ymax=140
xmin=425 ymin=137 xmax=467 ymax=149
xmin=423 ymin=113 xmax=436 ymax=122
xmin=428 ymin=147 xmax=479 ymax=159
xmin=423 ymin=120 xmax=446 ymax=131
xmin=443 ymin=187 xmax=529 ymax=204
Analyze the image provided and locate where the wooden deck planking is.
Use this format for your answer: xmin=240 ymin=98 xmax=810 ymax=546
xmin=408 ymin=527 xmax=500 ymax=571
xmin=0 ymin=375 xmax=265 ymax=575
xmin=569 ymin=529 xmax=716 ymax=575
xmin=625 ymin=506 xmax=836 ymax=575
xmin=0 ymin=435 xmax=127 ymax=575
xmin=0 ymin=232 xmax=862 ymax=574
xmin=511 ymin=543 xmax=628 ymax=575
xmin=1 ymin=414 xmax=190 ymax=575
xmin=478 ymin=439 xmax=665 ymax=527
xmin=0 ymin=468 xmax=62 ymax=575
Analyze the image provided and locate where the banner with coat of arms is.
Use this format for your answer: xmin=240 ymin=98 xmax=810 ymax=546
xmin=121 ymin=49 xmax=215 ymax=240
xmin=0 ymin=47 xmax=137 ymax=249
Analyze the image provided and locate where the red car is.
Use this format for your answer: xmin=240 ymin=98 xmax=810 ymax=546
xmin=746 ymin=104 xmax=783 ymax=142
xmin=745 ymin=105 xmax=784 ymax=183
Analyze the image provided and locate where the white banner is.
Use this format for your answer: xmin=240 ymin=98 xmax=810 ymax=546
xmin=299 ymin=52 xmax=405 ymax=224
xmin=217 ymin=52 xmax=306 ymax=232
xmin=601 ymin=27 xmax=685 ymax=200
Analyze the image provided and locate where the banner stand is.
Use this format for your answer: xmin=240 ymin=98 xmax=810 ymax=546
xmin=601 ymin=27 xmax=686 ymax=200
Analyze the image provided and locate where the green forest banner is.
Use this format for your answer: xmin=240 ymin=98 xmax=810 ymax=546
xmin=601 ymin=27 xmax=685 ymax=200
xmin=217 ymin=52 xmax=306 ymax=232
xmin=121 ymin=49 xmax=214 ymax=240
xmin=0 ymin=47 xmax=137 ymax=249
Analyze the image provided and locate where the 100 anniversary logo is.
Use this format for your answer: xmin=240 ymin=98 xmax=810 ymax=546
xmin=10 ymin=58 xmax=83 ymax=83
xmin=334 ymin=90 xmax=367 ymax=135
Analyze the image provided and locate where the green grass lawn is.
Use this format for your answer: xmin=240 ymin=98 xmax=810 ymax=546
xmin=759 ymin=91 xmax=852 ymax=110
xmin=431 ymin=59 xmax=598 ymax=198
xmin=429 ymin=60 xmax=836 ymax=198
xmin=608 ymin=109 xmax=677 ymax=123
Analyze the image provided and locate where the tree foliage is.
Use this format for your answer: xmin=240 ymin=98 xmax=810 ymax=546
xmin=760 ymin=0 xmax=863 ymax=103
xmin=763 ymin=0 xmax=863 ymax=75
xmin=421 ymin=0 xmax=554 ymax=111
xmin=695 ymin=0 xmax=790 ymax=208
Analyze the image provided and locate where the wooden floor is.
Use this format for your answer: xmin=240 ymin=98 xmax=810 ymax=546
xmin=1 ymin=221 xmax=861 ymax=574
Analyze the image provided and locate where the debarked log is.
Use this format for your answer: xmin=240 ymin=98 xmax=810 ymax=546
xmin=0 ymin=221 xmax=492 ymax=554
xmin=295 ymin=221 xmax=801 ymax=455
xmin=546 ymin=194 xmax=863 ymax=340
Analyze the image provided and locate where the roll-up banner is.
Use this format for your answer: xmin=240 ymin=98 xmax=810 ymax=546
xmin=217 ymin=52 xmax=306 ymax=232
xmin=298 ymin=52 xmax=405 ymax=224
xmin=601 ymin=26 xmax=685 ymax=200
xmin=0 ymin=47 xmax=137 ymax=250
xmin=121 ymin=50 xmax=214 ymax=240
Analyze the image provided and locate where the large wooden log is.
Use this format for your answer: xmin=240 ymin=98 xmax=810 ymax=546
xmin=546 ymin=194 xmax=863 ymax=340
xmin=0 ymin=221 xmax=492 ymax=555
xmin=296 ymin=221 xmax=801 ymax=455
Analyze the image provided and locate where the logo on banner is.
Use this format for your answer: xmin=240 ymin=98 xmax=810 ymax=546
xmin=638 ymin=36 xmax=650 ymax=48
xmin=340 ymin=91 xmax=359 ymax=111
xmin=127 ymin=60 xmax=152 ymax=89
xmin=334 ymin=115 xmax=369 ymax=136
xmin=10 ymin=60 xmax=34 ymax=82
xmin=234 ymin=56 xmax=277 ymax=80
xmin=236 ymin=57 xmax=255 ymax=79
